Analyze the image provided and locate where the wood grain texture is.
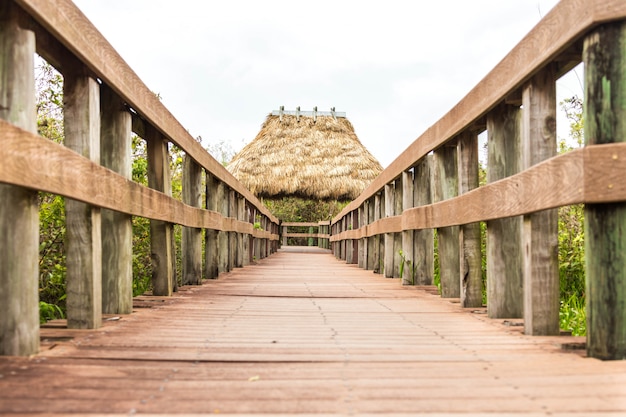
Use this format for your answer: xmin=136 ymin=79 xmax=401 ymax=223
xmin=332 ymin=0 xmax=626 ymax=222
xmin=100 ymin=84 xmax=133 ymax=314
xmin=486 ymin=104 xmax=523 ymax=319
xmin=15 ymin=0 xmax=277 ymax=225
xmin=521 ymin=65 xmax=559 ymax=336
xmin=584 ymin=21 xmax=626 ymax=360
xmin=0 ymin=120 xmax=278 ymax=241
xmin=327 ymin=143 xmax=626 ymax=248
xmin=0 ymin=2 xmax=39 ymax=356
xmin=433 ymin=145 xmax=460 ymax=299
xmin=457 ymin=132 xmax=482 ymax=308
xmin=63 ymin=71 xmax=102 ymax=329
xmin=182 ymin=155 xmax=203 ymax=285
xmin=3 ymin=250 xmax=625 ymax=415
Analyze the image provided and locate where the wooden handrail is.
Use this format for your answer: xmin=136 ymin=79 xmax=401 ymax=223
xmin=14 ymin=0 xmax=277 ymax=225
xmin=333 ymin=0 xmax=626 ymax=221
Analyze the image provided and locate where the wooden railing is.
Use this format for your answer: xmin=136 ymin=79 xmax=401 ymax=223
xmin=281 ymin=222 xmax=331 ymax=249
xmin=330 ymin=0 xmax=626 ymax=360
xmin=0 ymin=0 xmax=279 ymax=356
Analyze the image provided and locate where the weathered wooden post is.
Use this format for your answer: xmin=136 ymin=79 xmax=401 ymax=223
xmin=402 ymin=170 xmax=415 ymax=285
xmin=384 ymin=183 xmax=395 ymax=278
xmin=64 ymin=67 xmax=102 ymax=328
xmin=522 ymin=65 xmax=559 ymax=335
xmin=0 ymin=2 xmax=39 ymax=355
xmin=217 ymin=182 xmax=229 ymax=274
xmin=413 ymin=156 xmax=434 ymax=285
xmin=358 ymin=206 xmax=366 ymax=267
xmin=373 ymin=193 xmax=382 ymax=273
xmin=205 ymin=172 xmax=219 ymax=279
xmin=486 ymin=103 xmax=523 ymax=318
xmin=433 ymin=144 xmax=460 ymax=298
xmin=584 ymin=21 xmax=626 ymax=359
xmin=367 ymin=197 xmax=377 ymax=271
xmin=457 ymin=130 xmax=483 ymax=307
xmin=146 ymin=126 xmax=173 ymax=295
xmin=241 ymin=198 xmax=250 ymax=266
xmin=182 ymin=154 xmax=203 ymax=285
xmin=228 ymin=190 xmax=236 ymax=271
xmin=100 ymin=84 xmax=132 ymax=313
xmin=393 ymin=177 xmax=403 ymax=278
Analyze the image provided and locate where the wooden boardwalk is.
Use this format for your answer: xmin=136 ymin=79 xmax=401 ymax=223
xmin=1 ymin=248 xmax=625 ymax=416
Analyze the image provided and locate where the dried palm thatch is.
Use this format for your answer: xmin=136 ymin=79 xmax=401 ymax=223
xmin=227 ymin=113 xmax=383 ymax=201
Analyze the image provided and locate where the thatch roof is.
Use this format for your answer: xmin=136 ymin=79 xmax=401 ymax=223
xmin=227 ymin=113 xmax=383 ymax=201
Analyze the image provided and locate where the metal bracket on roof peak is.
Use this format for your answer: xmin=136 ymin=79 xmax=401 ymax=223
xmin=271 ymin=107 xmax=346 ymax=119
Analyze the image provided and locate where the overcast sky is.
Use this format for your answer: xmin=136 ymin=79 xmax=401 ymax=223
xmin=73 ymin=0 xmax=581 ymax=168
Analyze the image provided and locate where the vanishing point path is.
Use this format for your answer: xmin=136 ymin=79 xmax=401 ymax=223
xmin=1 ymin=248 xmax=626 ymax=416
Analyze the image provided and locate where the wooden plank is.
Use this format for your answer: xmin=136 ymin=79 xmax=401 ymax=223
xmin=182 ymin=155 xmax=203 ymax=285
xmin=457 ymin=131 xmax=482 ymax=308
xmin=584 ymin=21 xmax=626 ymax=360
xmin=146 ymin=127 xmax=173 ymax=296
xmin=486 ymin=104 xmax=523 ymax=319
xmin=433 ymin=145 xmax=460 ymax=298
xmin=64 ymin=69 xmax=102 ymax=329
xmin=0 ymin=2 xmax=39 ymax=356
xmin=100 ymin=84 xmax=133 ymax=314
xmin=521 ymin=65 xmax=559 ymax=336
xmin=2 ymin=250 xmax=625 ymax=415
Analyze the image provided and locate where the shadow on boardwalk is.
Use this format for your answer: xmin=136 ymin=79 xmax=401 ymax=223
xmin=1 ymin=249 xmax=625 ymax=415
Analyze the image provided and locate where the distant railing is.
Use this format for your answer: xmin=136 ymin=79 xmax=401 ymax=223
xmin=330 ymin=0 xmax=626 ymax=360
xmin=0 ymin=0 xmax=279 ymax=356
xmin=281 ymin=222 xmax=331 ymax=249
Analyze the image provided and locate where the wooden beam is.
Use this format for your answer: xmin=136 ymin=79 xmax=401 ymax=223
xmin=433 ymin=145 xmax=460 ymax=298
xmin=64 ymin=68 xmax=102 ymax=329
xmin=204 ymin=172 xmax=219 ymax=279
xmin=457 ymin=130 xmax=483 ymax=308
xmin=146 ymin=127 xmax=173 ymax=296
xmin=384 ymin=184 xmax=395 ymax=278
xmin=182 ymin=154 xmax=203 ymax=285
xmin=584 ymin=20 xmax=626 ymax=360
xmin=486 ymin=104 xmax=524 ymax=319
xmin=413 ymin=156 xmax=434 ymax=286
xmin=522 ymin=64 xmax=559 ymax=336
xmin=402 ymin=170 xmax=415 ymax=285
xmin=0 ymin=2 xmax=39 ymax=356
xmin=100 ymin=84 xmax=132 ymax=314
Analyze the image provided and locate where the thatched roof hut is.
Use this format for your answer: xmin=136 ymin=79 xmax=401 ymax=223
xmin=227 ymin=110 xmax=383 ymax=201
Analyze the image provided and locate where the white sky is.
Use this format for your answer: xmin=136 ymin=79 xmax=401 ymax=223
xmin=73 ymin=0 xmax=582 ymax=168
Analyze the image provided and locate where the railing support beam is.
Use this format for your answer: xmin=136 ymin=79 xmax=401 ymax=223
xmin=584 ymin=20 xmax=626 ymax=359
xmin=434 ymin=144 xmax=460 ymax=298
xmin=457 ymin=131 xmax=483 ymax=307
xmin=522 ymin=64 xmax=559 ymax=336
xmin=0 ymin=2 xmax=39 ymax=355
xmin=147 ymin=127 xmax=174 ymax=296
xmin=100 ymin=84 xmax=132 ymax=313
xmin=64 ymin=69 xmax=102 ymax=328
xmin=182 ymin=155 xmax=203 ymax=285
xmin=486 ymin=104 xmax=523 ymax=318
